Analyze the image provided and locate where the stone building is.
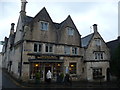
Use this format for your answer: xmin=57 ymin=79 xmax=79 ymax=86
xmin=2 ymin=0 xmax=110 ymax=82
xmin=81 ymin=24 xmax=110 ymax=81
xmin=0 ymin=52 xmax=2 ymax=68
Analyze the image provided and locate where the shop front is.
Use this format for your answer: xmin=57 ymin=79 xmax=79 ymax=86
xmin=28 ymin=55 xmax=64 ymax=82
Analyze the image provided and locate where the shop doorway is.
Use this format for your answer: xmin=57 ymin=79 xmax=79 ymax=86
xmin=106 ymin=68 xmax=110 ymax=81
xmin=45 ymin=67 xmax=51 ymax=82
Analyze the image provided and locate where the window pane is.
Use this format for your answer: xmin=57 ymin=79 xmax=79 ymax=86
xmin=34 ymin=44 xmax=37 ymax=52
xmin=45 ymin=44 xmax=53 ymax=53
xmin=93 ymin=68 xmax=102 ymax=79
xmin=67 ymin=27 xmax=74 ymax=35
xmin=44 ymin=23 xmax=48 ymax=30
xmin=64 ymin=46 xmax=70 ymax=54
xmin=45 ymin=45 xmax=48 ymax=52
xmin=95 ymin=39 xmax=101 ymax=46
xmin=94 ymin=52 xmax=104 ymax=60
xmin=39 ymin=44 xmax=41 ymax=52
xmin=72 ymin=47 xmax=78 ymax=55
xmin=69 ymin=63 xmax=76 ymax=74
xmin=49 ymin=46 xmax=53 ymax=52
xmin=75 ymin=48 xmax=77 ymax=54
xmin=40 ymin=22 xmax=48 ymax=30
xmin=100 ymin=53 xmax=103 ymax=59
xmin=41 ymin=22 xmax=44 ymax=30
xmin=95 ymin=53 xmax=97 ymax=59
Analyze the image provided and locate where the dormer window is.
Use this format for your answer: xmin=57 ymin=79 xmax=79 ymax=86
xmin=67 ymin=27 xmax=74 ymax=36
xmin=40 ymin=21 xmax=49 ymax=31
xmin=95 ymin=39 xmax=101 ymax=46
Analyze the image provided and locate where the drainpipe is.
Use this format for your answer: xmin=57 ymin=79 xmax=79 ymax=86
xmin=19 ymin=40 xmax=23 ymax=78
xmin=19 ymin=25 xmax=27 ymax=79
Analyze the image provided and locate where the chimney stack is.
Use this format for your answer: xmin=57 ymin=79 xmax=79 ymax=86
xmin=93 ymin=24 xmax=98 ymax=33
xmin=10 ymin=23 xmax=15 ymax=35
xmin=20 ymin=0 xmax=28 ymax=15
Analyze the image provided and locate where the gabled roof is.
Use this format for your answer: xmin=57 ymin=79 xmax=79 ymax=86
xmin=24 ymin=16 xmax=33 ymax=25
xmin=63 ymin=15 xmax=78 ymax=29
xmin=53 ymin=22 xmax=61 ymax=29
xmin=32 ymin=7 xmax=53 ymax=23
xmin=53 ymin=15 xmax=75 ymax=29
xmin=23 ymin=7 xmax=81 ymax=37
xmin=81 ymin=33 xmax=94 ymax=48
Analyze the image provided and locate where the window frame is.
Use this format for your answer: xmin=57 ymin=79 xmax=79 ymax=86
xmin=34 ymin=43 xmax=42 ymax=52
xmin=69 ymin=62 xmax=77 ymax=74
xmin=92 ymin=68 xmax=102 ymax=79
xmin=40 ymin=21 xmax=49 ymax=31
xmin=45 ymin=44 xmax=53 ymax=53
xmin=94 ymin=52 xmax=104 ymax=60
xmin=64 ymin=46 xmax=70 ymax=55
xmin=67 ymin=27 xmax=74 ymax=36
xmin=72 ymin=47 xmax=78 ymax=55
xmin=95 ymin=39 xmax=101 ymax=46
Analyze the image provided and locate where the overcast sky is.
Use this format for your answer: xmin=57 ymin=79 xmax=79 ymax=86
xmin=0 ymin=0 xmax=119 ymax=52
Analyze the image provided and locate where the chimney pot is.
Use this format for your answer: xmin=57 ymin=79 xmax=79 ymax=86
xmin=20 ymin=0 xmax=28 ymax=13
xmin=93 ymin=24 xmax=97 ymax=33
xmin=11 ymin=23 xmax=15 ymax=30
xmin=10 ymin=23 xmax=15 ymax=34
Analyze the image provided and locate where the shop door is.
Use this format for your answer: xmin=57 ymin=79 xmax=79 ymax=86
xmin=45 ymin=67 xmax=51 ymax=82
xmin=106 ymin=68 xmax=110 ymax=81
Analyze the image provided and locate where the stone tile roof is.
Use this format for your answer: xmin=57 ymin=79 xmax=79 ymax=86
xmin=81 ymin=33 xmax=94 ymax=48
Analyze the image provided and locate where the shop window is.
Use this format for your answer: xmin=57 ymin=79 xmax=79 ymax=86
xmin=72 ymin=47 xmax=78 ymax=55
xmin=69 ymin=63 xmax=76 ymax=74
xmin=40 ymin=21 xmax=49 ymax=31
xmin=94 ymin=52 xmax=104 ymax=60
xmin=93 ymin=68 xmax=102 ymax=79
xmin=67 ymin=27 xmax=74 ymax=36
xmin=34 ymin=43 xmax=42 ymax=52
xmin=64 ymin=46 xmax=70 ymax=55
xmin=30 ymin=63 xmax=43 ymax=79
xmin=53 ymin=63 xmax=62 ymax=77
xmin=45 ymin=44 xmax=53 ymax=53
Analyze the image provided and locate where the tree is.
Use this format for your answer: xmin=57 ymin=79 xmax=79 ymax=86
xmin=110 ymin=43 xmax=120 ymax=78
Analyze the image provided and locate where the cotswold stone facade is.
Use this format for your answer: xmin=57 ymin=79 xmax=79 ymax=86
xmin=2 ymin=0 xmax=110 ymax=82
xmin=81 ymin=24 xmax=110 ymax=81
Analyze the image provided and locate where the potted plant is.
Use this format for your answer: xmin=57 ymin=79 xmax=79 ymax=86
xmin=35 ymin=72 xmax=40 ymax=84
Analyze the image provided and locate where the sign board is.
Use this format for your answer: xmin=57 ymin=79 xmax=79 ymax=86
xmin=0 ymin=41 xmax=5 ymax=45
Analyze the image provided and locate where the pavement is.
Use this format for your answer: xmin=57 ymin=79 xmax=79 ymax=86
xmin=2 ymin=68 xmax=120 ymax=89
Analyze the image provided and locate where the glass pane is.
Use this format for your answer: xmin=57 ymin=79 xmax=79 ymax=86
xmin=34 ymin=44 xmax=37 ymax=52
xmin=46 ymin=45 xmax=49 ymax=52
xmin=49 ymin=45 xmax=53 ymax=52
xmin=64 ymin=46 xmax=70 ymax=54
xmin=40 ymin=22 xmax=48 ymax=30
xmin=39 ymin=44 xmax=41 ymax=52
xmin=67 ymin=27 xmax=74 ymax=35
xmin=69 ymin=63 xmax=76 ymax=74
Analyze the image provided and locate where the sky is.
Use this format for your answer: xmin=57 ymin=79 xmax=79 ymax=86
xmin=0 ymin=0 xmax=119 ymax=52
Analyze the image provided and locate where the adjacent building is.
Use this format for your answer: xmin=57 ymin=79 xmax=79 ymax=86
xmin=2 ymin=0 xmax=110 ymax=82
xmin=0 ymin=52 xmax=2 ymax=68
xmin=107 ymin=36 xmax=120 ymax=56
xmin=81 ymin=24 xmax=110 ymax=81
